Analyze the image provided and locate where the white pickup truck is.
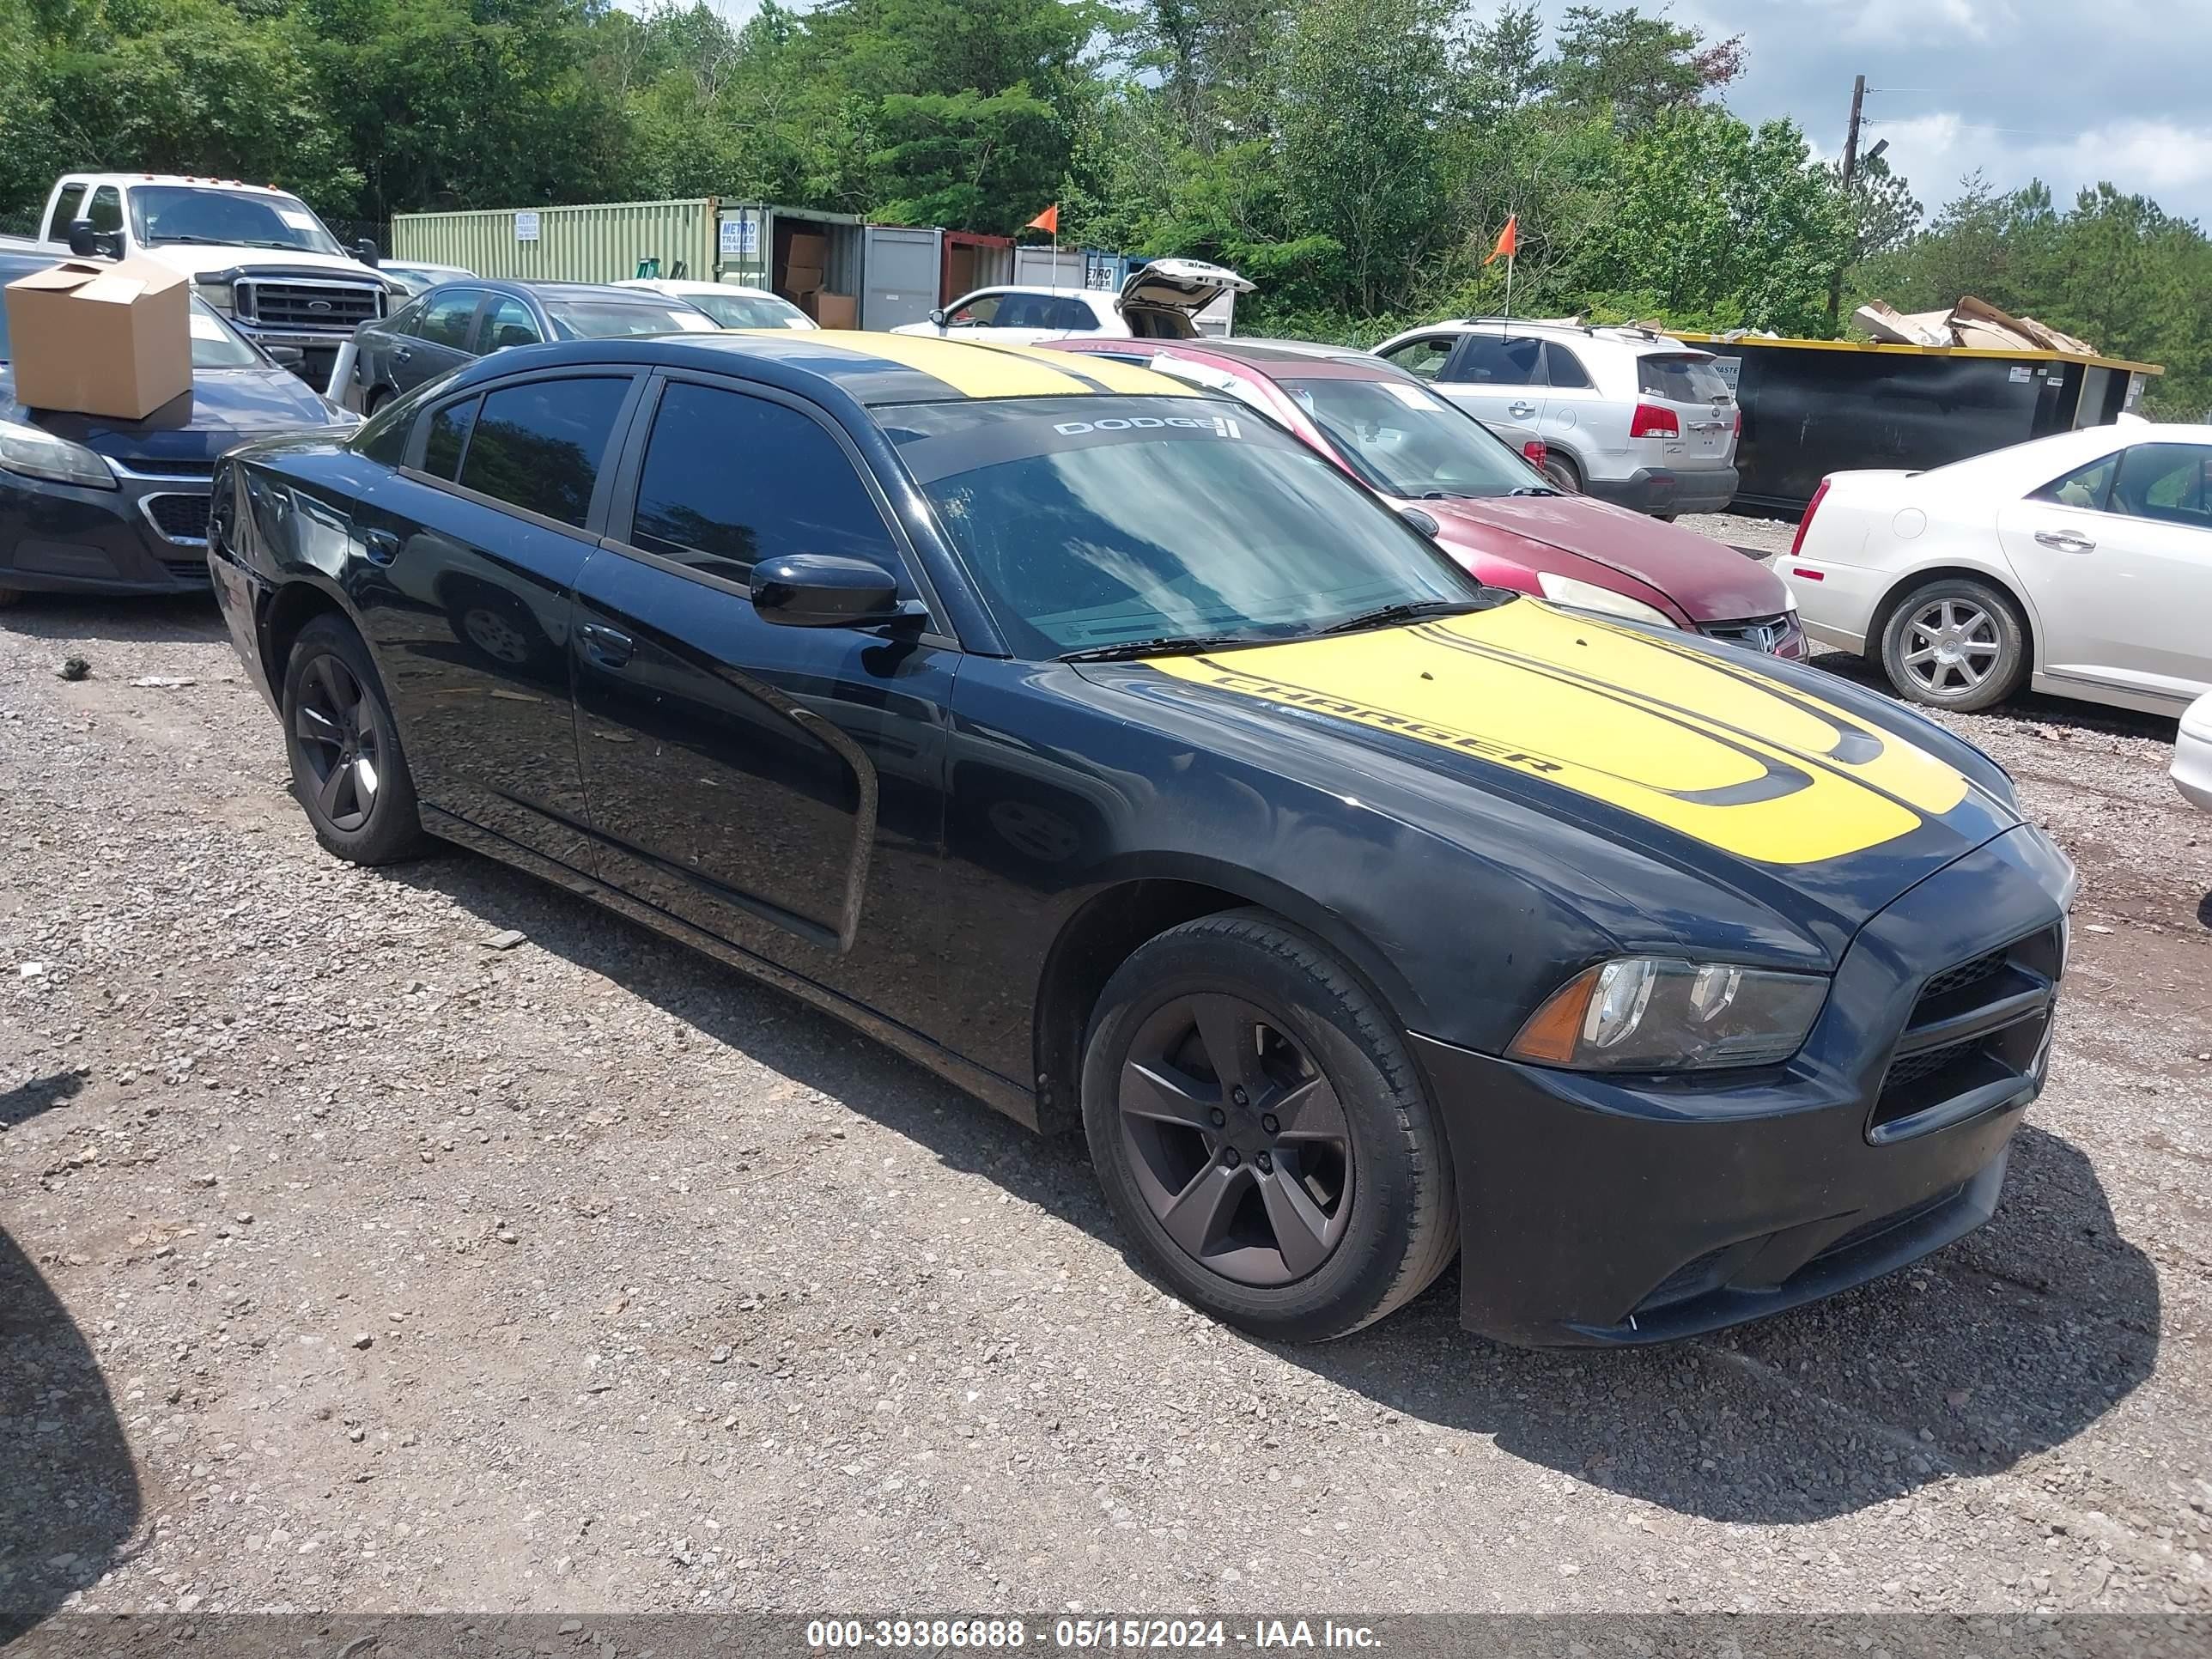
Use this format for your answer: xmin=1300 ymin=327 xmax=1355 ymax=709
xmin=35 ymin=173 xmax=401 ymax=388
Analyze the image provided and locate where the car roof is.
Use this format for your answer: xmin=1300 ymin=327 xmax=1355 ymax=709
xmin=619 ymin=278 xmax=785 ymax=300
xmin=1411 ymin=319 xmax=1708 ymax=356
xmin=979 ymin=286 xmax=1111 ymax=305
xmin=64 ymin=173 xmax=297 ymax=197
xmin=433 ymin=330 xmax=1206 ymax=410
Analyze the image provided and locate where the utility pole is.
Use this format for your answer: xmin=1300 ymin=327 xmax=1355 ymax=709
xmin=1826 ymin=73 xmax=1868 ymax=331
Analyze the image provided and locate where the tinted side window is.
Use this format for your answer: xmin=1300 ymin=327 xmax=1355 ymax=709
xmin=382 ymin=298 xmax=426 ymax=338
xmin=356 ymin=402 xmax=411 ymax=467
xmin=2031 ymin=453 xmax=2120 ymax=511
xmin=950 ymin=293 xmax=1002 ymax=325
xmin=1050 ymin=296 xmax=1101 ymax=331
xmin=1449 ymin=336 xmax=1544 ymax=386
xmin=416 ymin=289 xmax=482 ymax=350
xmin=628 ymin=383 xmax=903 ymax=588
xmin=458 ymin=377 xmax=631 ymax=529
xmin=50 ymin=184 xmax=87 ymax=231
xmin=1378 ymin=336 xmax=1453 ymax=380
xmin=422 ymin=395 xmax=481 ymax=480
xmin=1544 ymin=342 xmax=1593 ymax=389
xmin=2112 ymin=442 xmax=2212 ymax=530
xmin=87 ymin=187 xmax=124 ymax=234
xmin=482 ymin=295 xmax=541 ymax=351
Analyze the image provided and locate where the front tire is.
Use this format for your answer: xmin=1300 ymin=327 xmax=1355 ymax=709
xmin=1080 ymin=911 xmax=1458 ymax=1342
xmin=281 ymin=614 xmax=428 ymax=864
xmin=1878 ymin=575 xmax=2028 ymax=711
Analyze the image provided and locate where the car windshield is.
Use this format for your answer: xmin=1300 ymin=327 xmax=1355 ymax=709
xmin=684 ymin=291 xmax=812 ymax=329
xmin=130 ymin=185 xmax=346 ymax=256
xmin=545 ymin=298 xmax=719 ymax=338
xmin=0 ymin=268 xmax=261 ymax=370
xmin=1281 ymin=375 xmax=1547 ymax=499
xmin=884 ymin=396 xmax=1486 ymax=659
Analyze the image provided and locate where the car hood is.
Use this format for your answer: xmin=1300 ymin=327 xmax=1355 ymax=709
xmin=1079 ymin=596 xmax=2022 ymax=951
xmin=1 ymin=364 xmax=346 ymax=463
xmin=136 ymin=244 xmax=391 ymax=287
xmin=1436 ymin=494 xmax=1790 ymax=622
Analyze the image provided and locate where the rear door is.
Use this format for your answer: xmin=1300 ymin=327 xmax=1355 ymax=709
xmin=1998 ymin=440 xmax=2212 ymax=704
xmin=347 ymin=368 xmax=643 ymax=872
xmin=1432 ymin=332 xmax=1546 ymax=433
xmin=570 ymin=371 xmax=960 ymax=1025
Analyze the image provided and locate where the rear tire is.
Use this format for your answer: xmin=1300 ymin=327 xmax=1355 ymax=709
xmin=1544 ymin=452 xmax=1583 ymax=495
xmin=281 ymin=614 xmax=428 ymax=865
xmin=1877 ymin=575 xmax=2028 ymax=712
xmin=1080 ymin=909 xmax=1458 ymax=1342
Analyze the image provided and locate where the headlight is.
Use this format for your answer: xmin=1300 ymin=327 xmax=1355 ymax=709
xmin=1535 ymin=571 xmax=1677 ymax=627
xmin=197 ymin=279 xmax=235 ymax=314
xmin=1507 ymin=957 xmax=1828 ymax=1071
xmin=0 ymin=420 xmax=117 ymax=489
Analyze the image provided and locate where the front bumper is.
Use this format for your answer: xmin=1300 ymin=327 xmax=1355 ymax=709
xmin=1586 ymin=465 xmax=1740 ymax=517
xmin=0 ymin=465 xmax=215 ymax=597
xmin=1413 ymin=823 xmax=2074 ymax=1346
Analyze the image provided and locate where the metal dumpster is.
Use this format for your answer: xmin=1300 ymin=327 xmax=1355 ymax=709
xmin=1674 ymin=333 xmax=2163 ymax=516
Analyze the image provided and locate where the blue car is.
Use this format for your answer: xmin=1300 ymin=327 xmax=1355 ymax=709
xmin=0 ymin=245 xmax=352 ymax=605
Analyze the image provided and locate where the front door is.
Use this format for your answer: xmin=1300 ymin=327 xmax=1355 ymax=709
xmin=1998 ymin=439 xmax=2212 ymax=705
xmin=390 ymin=286 xmax=485 ymax=394
xmin=1433 ymin=331 xmax=1547 ymax=434
xmin=570 ymin=373 xmax=960 ymax=1024
xmin=349 ymin=368 xmax=642 ymax=871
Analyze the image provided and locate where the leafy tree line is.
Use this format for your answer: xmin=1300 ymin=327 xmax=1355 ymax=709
xmin=3 ymin=0 xmax=2204 ymax=412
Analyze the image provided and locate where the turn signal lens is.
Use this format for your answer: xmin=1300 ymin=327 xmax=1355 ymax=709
xmin=1507 ymin=957 xmax=1828 ymax=1072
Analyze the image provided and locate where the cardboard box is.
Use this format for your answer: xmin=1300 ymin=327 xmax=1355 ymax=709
xmin=814 ymin=291 xmax=857 ymax=330
xmin=3 ymin=256 xmax=191 ymax=419
xmin=783 ymin=262 xmax=824 ymax=297
xmin=786 ymin=230 xmax=829 ymax=270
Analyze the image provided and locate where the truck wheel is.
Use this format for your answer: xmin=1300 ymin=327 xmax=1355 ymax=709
xmin=1878 ymin=575 xmax=2028 ymax=712
xmin=1081 ymin=910 xmax=1458 ymax=1342
xmin=282 ymin=614 xmax=428 ymax=865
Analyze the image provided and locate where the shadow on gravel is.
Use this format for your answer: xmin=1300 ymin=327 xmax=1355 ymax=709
xmin=0 ymin=1227 xmax=142 ymax=1642
xmin=0 ymin=1070 xmax=88 ymax=1131
xmin=381 ymin=854 xmax=2159 ymax=1530
xmin=0 ymin=592 xmax=225 ymax=647
xmin=1807 ymin=649 xmax=2182 ymax=743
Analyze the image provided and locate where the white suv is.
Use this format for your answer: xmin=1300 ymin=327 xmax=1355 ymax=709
xmin=1370 ymin=319 xmax=1740 ymax=519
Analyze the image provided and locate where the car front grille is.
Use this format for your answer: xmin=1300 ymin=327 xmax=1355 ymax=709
xmin=238 ymin=280 xmax=381 ymax=331
xmin=1699 ymin=611 xmax=1803 ymax=656
xmin=139 ymin=491 xmax=213 ymax=545
xmin=119 ymin=456 xmax=216 ymax=478
xmin=1868 ymin=924 xmax=2065 ymax=1142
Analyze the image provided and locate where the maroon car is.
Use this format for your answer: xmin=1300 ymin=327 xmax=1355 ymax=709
xmin=1053 ymin=337 xmax=1803 ymax=656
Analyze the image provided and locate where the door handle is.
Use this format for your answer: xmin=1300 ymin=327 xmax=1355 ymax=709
xmin=2033 ymin=529 xmax=2095 ymax=553
xmin=393 ymin=346 xmax=412 ymax=363
xmin=1507 ymin=401 xmax=1538 ymax=419
xmin=577 ymin=622 xmax=635 ymax=668
xmin=361 ymin=528 xmax=400 ymax=567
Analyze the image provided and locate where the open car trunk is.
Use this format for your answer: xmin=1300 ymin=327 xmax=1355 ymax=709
xmin=1119 ymin=258 xmax=1253 ymax=339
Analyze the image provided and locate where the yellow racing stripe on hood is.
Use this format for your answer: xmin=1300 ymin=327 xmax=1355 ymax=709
xmin=1145 ymin=601 xmax=1975 ymax=865
xmin=800 ymin=330 xmax=1103 ymax=398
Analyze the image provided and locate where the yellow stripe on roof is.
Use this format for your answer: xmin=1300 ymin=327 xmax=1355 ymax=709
xmin=799 ymin=330 xmax=1099 ymax=398
xmin=992 ymin=344 xmax=1204 ymax=397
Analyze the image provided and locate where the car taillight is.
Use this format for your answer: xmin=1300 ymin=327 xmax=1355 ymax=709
xmin=1789 ymin=478 xmax=1831 ymax=559
xmin=1629 ymin=402 xmax=1679 ymax=439
xmin=1732 ymin=406 xmax=1741 ymax=437
xmin=1522 ymin=438 xmax=1547 ymax=469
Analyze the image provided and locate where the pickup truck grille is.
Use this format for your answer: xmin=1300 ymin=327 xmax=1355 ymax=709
xmin=238 ymin=280 xmax=380 ymax=331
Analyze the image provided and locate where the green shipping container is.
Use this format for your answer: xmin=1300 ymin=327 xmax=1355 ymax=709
xmin=391 ymin=198 xmax=719 ymax=285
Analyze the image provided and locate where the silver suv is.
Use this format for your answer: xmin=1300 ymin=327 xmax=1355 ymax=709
xmin=1370 ymin=319 xmax=1740 ymax=519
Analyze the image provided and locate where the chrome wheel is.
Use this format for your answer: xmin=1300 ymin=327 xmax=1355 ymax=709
xmin=1899 ymin=598 xmax=2002 ymax=696
xmin=293 ymin=653 xmax=382 ymax=831
xmin=1116 ymin=993 xmax=1353 ymax=1287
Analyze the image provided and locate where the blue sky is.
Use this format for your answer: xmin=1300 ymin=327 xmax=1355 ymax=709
xmin=666 ymin=0 xmax=2212 ymax=230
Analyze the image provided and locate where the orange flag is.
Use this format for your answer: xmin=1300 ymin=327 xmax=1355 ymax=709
xmin=1025 ymin=204 xmax=1060 ymax=235
xmin=1485 ymin=214 xmax=1518 ymax=265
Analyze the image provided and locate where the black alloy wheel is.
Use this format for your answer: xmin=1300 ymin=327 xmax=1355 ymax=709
xmin=1081 ymin=911 xmax=1459 ymax=1342
xmin=1118 ymin=993 xmax=1353 ymax=1286
xmin=281 ymin=613 xmax=428 ymax=865
xmin=294 ymin=652 xmax=383 ymax=832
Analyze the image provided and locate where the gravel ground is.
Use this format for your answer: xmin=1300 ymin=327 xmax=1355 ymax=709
xmin=3 ymin=590 xmax=2209 ymax=1626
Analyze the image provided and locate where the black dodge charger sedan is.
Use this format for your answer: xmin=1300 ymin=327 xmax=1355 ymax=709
xmin=0 ymin=246 xmax=353 ymax=604
xmin=209 ymin=330 xmax=2075 ymax=1346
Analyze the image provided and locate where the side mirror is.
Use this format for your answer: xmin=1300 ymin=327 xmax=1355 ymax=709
xmin=66 ymin=219 xmax=122 ymax=259
xmin=751 ymin=553 xmax=909 ymax=629
xmin=1399 ymin=507 xmax=1441 ymax=538
xmin=354 ymin=237 xmax=380 ymax=268
xmin=927 ymin=308 xmax=947 ymax=328
xmin=267 ymin=344 xmax=306 ymax=368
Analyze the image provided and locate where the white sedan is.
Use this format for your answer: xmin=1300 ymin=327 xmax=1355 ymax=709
xmin=2176 ymin=692 xmax=2212 ymax=811
xmin=1789 ymin=424 xmax=2212 ymax=714
xmin=615 ymin=278 xmax=816 ymax=331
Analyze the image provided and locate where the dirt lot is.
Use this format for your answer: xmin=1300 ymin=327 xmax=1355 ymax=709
xmin=3 ymin=586 xmax=2209 ymax=1626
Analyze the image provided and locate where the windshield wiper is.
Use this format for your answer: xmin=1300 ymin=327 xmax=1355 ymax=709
xmin=1317 ymin=599 xmax=1490 ymax=635
xmin=1058 ymin=633 xmax=1281 ymax=663
xmin=1508 ymin=484 xmax=1561 ymax=496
